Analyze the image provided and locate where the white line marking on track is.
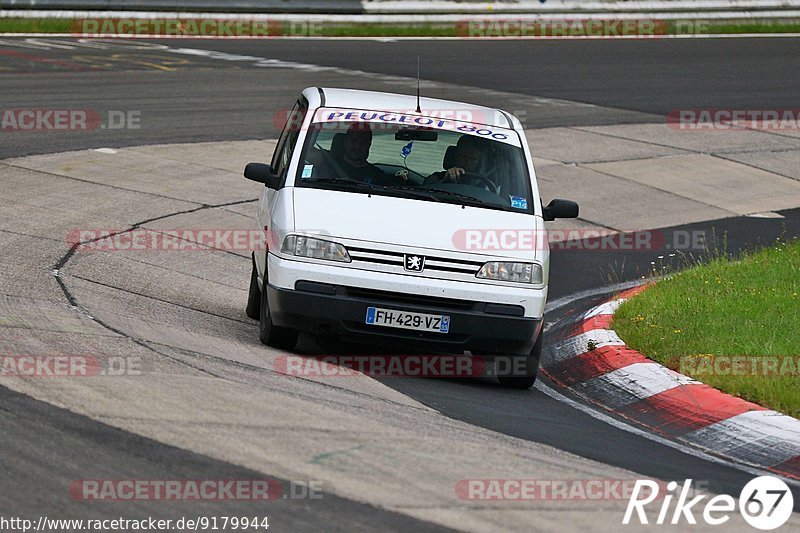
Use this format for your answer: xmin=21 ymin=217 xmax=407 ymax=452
xmin=544 ymin=279 xmax=645 ymax=314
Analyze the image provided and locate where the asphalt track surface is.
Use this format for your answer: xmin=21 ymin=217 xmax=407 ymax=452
xmin=1 ymin=36 xmax=799 ymax=157
xmin=162 ymin=38 xmax=800 ymax=115
xmin=2 ymin=37 xmax=800 ymax=529
xmin=0 ymin=386 xmax=451 ymax=532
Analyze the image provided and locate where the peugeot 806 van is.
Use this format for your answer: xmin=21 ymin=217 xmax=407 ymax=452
xmin=243 ymin=87 xmax=578 ymax=388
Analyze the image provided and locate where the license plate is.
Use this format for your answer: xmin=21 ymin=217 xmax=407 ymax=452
xmin=365 ymin=307 xmax=450 ymax=333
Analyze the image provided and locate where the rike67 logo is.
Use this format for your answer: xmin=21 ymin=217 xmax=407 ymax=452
xmin=624 ymin=477 xmax=794 ymax=530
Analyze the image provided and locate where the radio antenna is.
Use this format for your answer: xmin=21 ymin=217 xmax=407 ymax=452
xmin=415 ymin=55 xmax=421 ymax=113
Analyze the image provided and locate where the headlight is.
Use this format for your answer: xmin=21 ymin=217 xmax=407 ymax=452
xmin=281 ymin=235 xmax=351 ymax=262
xmin=476 ymin=262 xmax=543 ymax=284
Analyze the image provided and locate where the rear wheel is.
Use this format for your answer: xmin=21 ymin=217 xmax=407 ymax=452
xmin=497 ymin=329 xmax=543 ymax=390
xmin=258 ymin=258 xmax=299 ymax=351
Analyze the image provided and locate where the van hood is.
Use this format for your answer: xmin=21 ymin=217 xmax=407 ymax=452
xmin=292 ymin=188 xmax=544 ymax=261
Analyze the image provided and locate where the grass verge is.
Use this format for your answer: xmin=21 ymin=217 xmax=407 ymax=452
xmin=613 ymin=239 xmax=800 ymax=418
xmin=1 ymin=18 xmax=800 ymax=37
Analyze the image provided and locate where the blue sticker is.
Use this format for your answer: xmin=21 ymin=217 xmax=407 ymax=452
xmin=301 ymin=164 xmax=313 ymax=178
xmin=510 ymin=195 xmax=528 ymax=209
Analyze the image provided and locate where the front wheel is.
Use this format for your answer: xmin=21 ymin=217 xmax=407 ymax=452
xmin=258 ymin=259 xmax=299 ymax=351
xmin=497 ymin=329 xmax=543 ymax=390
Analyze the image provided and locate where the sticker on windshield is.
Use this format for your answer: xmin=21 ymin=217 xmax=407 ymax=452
xmin=510 ymin=195 xmax=528 ymax=209
xmin=302 ymin=164 xmax=314 ymax=178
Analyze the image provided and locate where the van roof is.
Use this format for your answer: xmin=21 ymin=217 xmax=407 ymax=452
xmin=302 ymin=87 xmax=518 ymax=129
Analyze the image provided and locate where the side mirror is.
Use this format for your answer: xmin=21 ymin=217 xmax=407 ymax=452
xmin=543 ymin=199 xmax=579 ymax=221
xmin=244 ymin=163 xmax=282 ymax=189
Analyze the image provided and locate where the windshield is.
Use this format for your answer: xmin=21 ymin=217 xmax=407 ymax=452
xmin=294 ymin=113 xmax=534 ymax=214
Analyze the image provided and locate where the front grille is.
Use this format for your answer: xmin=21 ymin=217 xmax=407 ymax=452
xmin=347 ymin=246 xmax=483 ymax=275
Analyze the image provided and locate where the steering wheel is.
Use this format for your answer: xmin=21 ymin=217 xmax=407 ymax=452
xmin=458 ymin=172 xmax=499 ymax=194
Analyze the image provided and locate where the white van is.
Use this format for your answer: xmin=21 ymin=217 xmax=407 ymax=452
xmin=244 ymin=87 xmax=578 ymax=388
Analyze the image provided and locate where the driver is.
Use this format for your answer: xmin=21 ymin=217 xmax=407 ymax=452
xmin=424 ymin=135 xmax=483 ymax=185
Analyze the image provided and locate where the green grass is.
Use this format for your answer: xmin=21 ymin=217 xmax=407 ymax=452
xmin=1 ymin=17 xmax=800 ymax=37
xmin=699 ymin=21 xmax=800 ymax=34
xmin=613 ymin=239 xmax=800 ymax=417
xmin=0 ymin=17 xmax=73 ymax=33
xmin=315 ymin=23 xmax=456 ymax=37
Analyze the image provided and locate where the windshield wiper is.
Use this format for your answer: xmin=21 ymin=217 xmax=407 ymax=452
xmin=378 ymin=184 xmax=441 ymax=201
xmin=426 ymin=188 xmax=491 ymax=208
xmin=303 ymin=178 xmax=438 ymax=201
xmin=301 ymin=177 xmax=369 ymax=188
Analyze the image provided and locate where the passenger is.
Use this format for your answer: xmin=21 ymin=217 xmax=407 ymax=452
xmin=336 ymin=123 xmax=393 ymax=185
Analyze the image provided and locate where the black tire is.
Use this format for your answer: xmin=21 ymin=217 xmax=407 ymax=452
xmin=497 ymin=329 xmax=543 ymax=390
xmin=258 ymin=258 xmax=299 ymax=351
xmin=245 ymin=253 xmax=261 ymax=320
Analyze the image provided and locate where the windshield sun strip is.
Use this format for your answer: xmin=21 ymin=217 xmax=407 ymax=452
xmin=310 ymin=107 xmax=522 ymax=148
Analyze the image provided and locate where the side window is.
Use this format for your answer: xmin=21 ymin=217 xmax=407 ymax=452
xmin=271 ymin=99 xmax=308 ymax=182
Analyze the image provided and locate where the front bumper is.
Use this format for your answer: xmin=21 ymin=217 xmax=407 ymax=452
xmin=267 ymin=281 xmax=543 ymax=355
xmin=266 ymin=252 xmax=548 ymax=317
